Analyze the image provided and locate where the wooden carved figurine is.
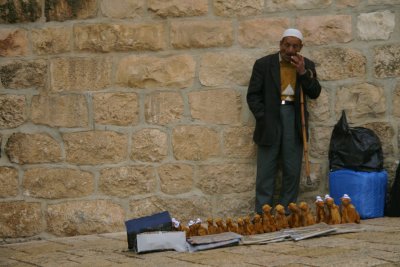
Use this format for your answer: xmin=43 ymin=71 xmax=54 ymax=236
xmin=274 ymin=204 xmax=289 ymax=230
xmin=298 ymin=201 xmax=315 ymax=226
xmin=188 ymin=220 xmax=196 ymax=237
xmin=325 ymin=195 xmax=341 ymax=225
xmin=287 ymin=202 xmax=301 ymax=228
xmin=172 ymin=218 xmax=181 ymax=231
xmin=226 ymin=217 xmax=238 ymax=233
xmin=172 ymin=218 xmax=190 ymax=237
xmin=182 ymin=224 xmax=190 ymax=238
xmin=340 ymin=194 xmax=360 ymax=224
xmin=237 ymin=217 xmax=245 ymax=235
xmin=315 ymin=196 xmax=327 ymax=224
xmin=215 ymin=218 xmax=227 ymax=233
xmin=207 ymin=218 xmax=218 ymax=235
xmin=243 ymin=215 xmax=255 ymax=235
xmin=195 ymin=218 xmax=208 ymax=236
xmin=262 ymin=204 xmax=277 ymax=233
xmin=253 ymin=214 xmax=264 ymax=234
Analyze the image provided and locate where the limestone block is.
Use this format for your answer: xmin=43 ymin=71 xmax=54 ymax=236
xmin=45 ymin=0 xmax=97 ymax=22
xmin=357 ymin=11 xmax=394 ymax=41
xmin=0 ymin=28 xmax=28 ymax=56
xmin=189 ymin=89 xmax=241 ymax=124
xmin=310 ymin=126 xmax=332 ymax=158
xmin=196 ymin=164 xmax=255 ymax=194
xmin=394 ymin=84 xmax=400 ymax=118
xmin=336 ymin=0 xmax=359 ymax=6
xmin=238 ymin=18 xmax=289 ymax=48
xmin=145 ymin=91 xmax=184 ymax=125
xmin=199 ymin=52 xmax=255 ymax=86
xmin=93 ymin=92 xmax=139 ymax=126
xmin=213 ymin=193 xmax=254 ymax=218
xmin=6 ymin=133 xmax=62 ymax=164
xmin=99 ymin=166 xmax=157 ymax=197
xmin=171 ymin=20 xmax=233 ymax=49
xmin=31 ymin=26 xmax=71 ymax=55
xmin=0 ymin=60 xmax=47 ymax=89
xmin=374 ymin=45 xmax=400 ymax=78
xmin=63 ymin=131 xmax=128 ymax=165
xmin=116 ymin=55 xmax=195 ymax=89
xmin=310 ymin=48 xmax=366 ymax=81
xmin=148 ymin=0 xmax=208 ymax=17
xmin=368 ymin=0 xmax=399 ymax=4
xmin=74 ymin=23 xmax=165 ymax=52
xmin=128 ymin=197 xmax=162 ymax=218
xmin=131 ymin=128 xmax=168 ymax=162
xmin=172 ymin=125 xmax=220 ymax=160
xmin=213 ymin=0 xmax=263 ymax=17
xmin=223 ymin=126 xmax=255 ymax=158
xmin=158 ymin=164 xmax=194 ymax=195
xmin=0 ymin=0 xmax=41 ymax=23
xmin=0 ymin=167 xmax=18 ymax=198
xmin=399 ymin=129 xmax=400 ymax=154
xmin=297 ymin=15 xmax=352 ymax=45
xmin=129 ymin=197 xmax=212 ymax=222
xmin=50 ymin=57 xmax=112 ymax=92
xmin=335 ymin=83 xmax=386 ymax=122
xmin=265 ymin=0 xmax=332 ymax=11
xmin=31 ymin=94 xmax=88 ymax=128
xmin=363 ymin=122 xmax=394 ymax=156
xmin=0 ymin=202 xmax=42 ymax=238
xmin=23 ymin=168 xmax=94 ymax=199
xmin=0 ymin=94 xmax=26 ymax=129
xmin=101 ymin=0 xmax=144 ymax=18
xmin=46 ymin=200 xmax=125 ymax=236
xmin=308 ymin=88 xmax=330 ymax=124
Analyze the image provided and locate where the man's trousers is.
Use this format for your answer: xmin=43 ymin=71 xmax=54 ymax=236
xmin=255 ymin=105 xmax=303 ymax=214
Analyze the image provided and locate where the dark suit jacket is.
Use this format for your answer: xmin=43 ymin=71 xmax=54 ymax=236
xmin=247 ymin=52 xmax=321 ymax=146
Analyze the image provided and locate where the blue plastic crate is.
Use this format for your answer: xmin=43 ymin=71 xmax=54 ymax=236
xmin=329 ymin=169 xmax=388 ymax=219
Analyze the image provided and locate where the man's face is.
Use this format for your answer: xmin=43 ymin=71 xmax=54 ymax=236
xmin=279 ymin=36 xmax=303 ymax=62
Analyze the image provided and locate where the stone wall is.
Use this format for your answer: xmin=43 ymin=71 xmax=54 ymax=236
xmin=0 ymin=0 xmax=399 ymax=239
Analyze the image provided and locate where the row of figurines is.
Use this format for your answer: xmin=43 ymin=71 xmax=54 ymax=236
xmin=172 ymin=194 xmax=360 ymax=237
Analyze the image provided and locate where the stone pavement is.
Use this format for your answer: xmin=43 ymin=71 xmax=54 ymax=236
xmin=1 ymin=217 xmax=400 ymax=267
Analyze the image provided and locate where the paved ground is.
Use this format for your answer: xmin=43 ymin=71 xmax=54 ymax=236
xmin=1 ymin=217 xmax=400 ymax=267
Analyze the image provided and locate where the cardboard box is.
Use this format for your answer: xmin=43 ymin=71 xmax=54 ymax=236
xmin=125 ymin=211 xmax=172 ymax=251
xmin=136 ymin=231 xmax=187 ymax=253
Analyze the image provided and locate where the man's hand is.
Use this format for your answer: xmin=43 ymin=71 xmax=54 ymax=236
xmin=290 ymin=54 xmax=306 ymax=75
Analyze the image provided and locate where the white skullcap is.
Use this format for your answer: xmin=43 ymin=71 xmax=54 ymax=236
xmin=188 ymin=220 xmax=195 ymax=227
xmin=196 ymin=218 xmax=202 ymax=224
xmin=342 ymin=194 xmax=351 ymax=200
xmin=324 ymin=194 xmax=332 ymax=200
xmin=315 ymin=196 xmax=323 ymax=203
xmin=282 ymin=28 xmax=303 ymax=41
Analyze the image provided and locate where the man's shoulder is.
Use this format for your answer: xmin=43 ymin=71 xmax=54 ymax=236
xmin=255 ymin=52 xmax=279 ymax=64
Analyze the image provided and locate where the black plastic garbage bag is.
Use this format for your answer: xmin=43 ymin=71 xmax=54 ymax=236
xmin=385 ymin=161 xmax=400 ymax=217
xmin=329 ymin=110 xmax=383 ymax=172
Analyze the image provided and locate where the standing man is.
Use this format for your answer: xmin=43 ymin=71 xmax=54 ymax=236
xmin=247 ymin=29 xmax=321 ymax=214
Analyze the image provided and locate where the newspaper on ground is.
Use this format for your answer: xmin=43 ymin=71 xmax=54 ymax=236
xmin=186 ymin=232 xmax=242 ymax=252
xmin=241 ymin=231 xmax=291 ymax=245
xmin=283 ymin=222 xmax=336 ymax=241
xmin=328 ymin=223 xmax=366 ymax=234
xmin=242 ymin=222 xmax=366 ymax=244
xmin=187 ymin=232 xmax=242 ymax=245
xmin=187 ymin=238 xmax=241 ymax=252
